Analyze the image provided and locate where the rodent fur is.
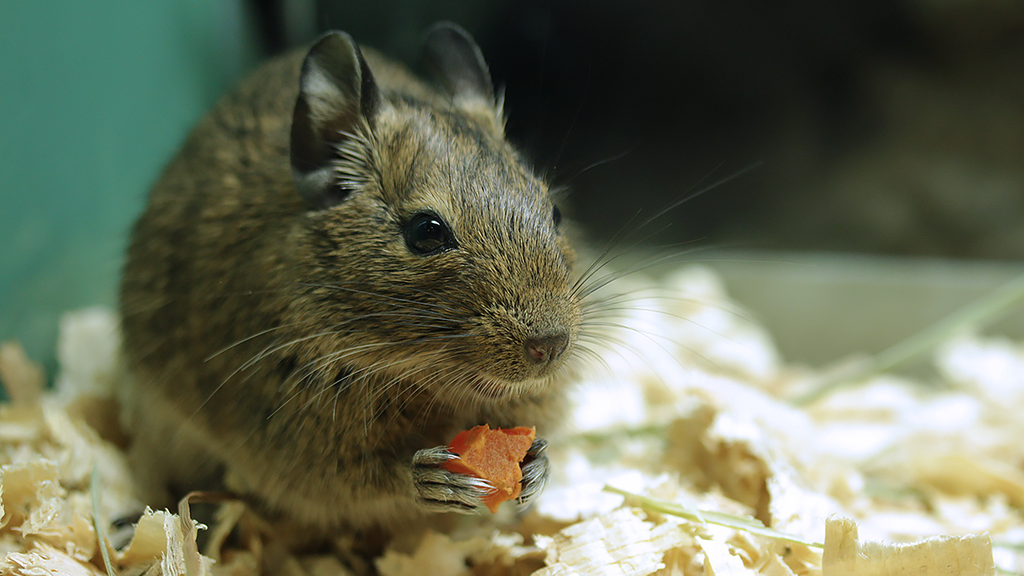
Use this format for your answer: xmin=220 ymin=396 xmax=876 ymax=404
xmin=119 ymin=24 xmax=581 ymax=532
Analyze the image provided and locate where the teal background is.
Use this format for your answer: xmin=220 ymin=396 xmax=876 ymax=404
xmin=1 ymin=1 xmax=262 ymax=372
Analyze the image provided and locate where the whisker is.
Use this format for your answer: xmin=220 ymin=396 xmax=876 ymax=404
xmin=293 ymin=282 xmax=469 ymax=316
xmin=203 ymin=320 xmax=309 ymax=362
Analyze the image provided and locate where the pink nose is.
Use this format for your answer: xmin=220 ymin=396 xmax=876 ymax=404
xmin=524 ymin=333 xmax=569 ymax=364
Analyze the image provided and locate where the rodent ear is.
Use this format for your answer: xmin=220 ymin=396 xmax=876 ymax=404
xmin=291 ymin=31 xmax=381 ymax=209
xmin=422 ymin=22 xmax=502 ymax=130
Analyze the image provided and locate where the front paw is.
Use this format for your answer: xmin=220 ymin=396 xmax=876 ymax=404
xmin=516 ymin=437 xmax=549 ymax=510
xmin=411 ymin=446 xmax=490 ymax=514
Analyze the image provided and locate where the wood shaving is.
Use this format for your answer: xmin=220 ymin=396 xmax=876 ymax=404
xmin=822 ymin=516 xmax=994 ymax=576
xmin=1 ymin=267 xmax=1018 ymax=575
xmin=533 ymin=507 xmax=691 ymax=576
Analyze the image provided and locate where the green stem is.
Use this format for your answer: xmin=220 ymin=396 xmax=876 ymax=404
xmin=91 ymin=466 xmax=116 ymax=576
xmin=793 ymin=271 xmax=1024 ymax=405
xmin=603 ymin=484 xmax=823 ymax=548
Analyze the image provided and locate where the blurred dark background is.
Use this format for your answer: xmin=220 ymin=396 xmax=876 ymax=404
xmin=2 ymin=0 xmax=1023 ymax=371
xmin=306 ymin=0 xmax=1024 ymax=258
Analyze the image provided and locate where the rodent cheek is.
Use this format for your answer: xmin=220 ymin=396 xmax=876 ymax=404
xmin=466 ymin=306 xmax=528 ymax=379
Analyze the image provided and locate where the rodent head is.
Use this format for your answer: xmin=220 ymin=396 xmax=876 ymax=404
xmin=287 ymin=25 xmax=581 ymax=406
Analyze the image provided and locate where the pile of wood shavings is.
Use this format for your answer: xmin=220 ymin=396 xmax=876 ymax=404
xmin=1 ymin=265 xmax=1019 ymax=575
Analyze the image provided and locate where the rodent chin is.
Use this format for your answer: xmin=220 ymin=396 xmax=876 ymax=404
xmin=461 ymin=373 xmax=559 ymax=403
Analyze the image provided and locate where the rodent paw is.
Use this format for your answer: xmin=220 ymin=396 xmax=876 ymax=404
xmin=412 ymin=446 xmax=489 ymax=514
xmin=517 ymin=437 xmax=549 ymax=510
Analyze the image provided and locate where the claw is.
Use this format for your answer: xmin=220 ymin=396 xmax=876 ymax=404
xmin=412 ymin=445 xmax=458 ymax=467
xmin=516 ymin=437 xmax=550 ymax=510
xmin=412 ymin=446 xmax=488 ymax=514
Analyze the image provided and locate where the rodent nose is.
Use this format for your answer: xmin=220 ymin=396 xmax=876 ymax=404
xmin=524 ymin=333 xmax=569 ymax=365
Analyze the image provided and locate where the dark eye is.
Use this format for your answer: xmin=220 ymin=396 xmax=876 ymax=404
xmin=405 ymin=212 xmax=456 ymax=256
xmin=552 ymin=204 xmax=562 ymax=226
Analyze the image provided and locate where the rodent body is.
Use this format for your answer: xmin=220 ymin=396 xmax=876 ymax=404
xmin=119 ymin=24 xmax=580 ymax=532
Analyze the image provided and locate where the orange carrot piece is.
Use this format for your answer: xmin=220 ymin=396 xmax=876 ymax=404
xmin=443 ymin=424 xmax=536 ymax=513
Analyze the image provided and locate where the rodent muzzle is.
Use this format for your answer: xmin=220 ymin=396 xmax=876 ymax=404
xmin=523 ymin=332 xmax=569 ymax=365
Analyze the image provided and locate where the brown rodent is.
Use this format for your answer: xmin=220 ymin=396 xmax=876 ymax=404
xmin=118 ymin=23 xmax=581 ymax=534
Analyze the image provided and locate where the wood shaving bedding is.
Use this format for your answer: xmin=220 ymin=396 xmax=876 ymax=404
xmin=1 ymin=266 xmax=1019 ymax=575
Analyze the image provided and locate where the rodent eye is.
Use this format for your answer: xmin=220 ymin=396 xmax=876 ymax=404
xmin=405 ymin=212 xmax=456 ymax=256
xmin=552 ymin=204 xmax=562 ymax=227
